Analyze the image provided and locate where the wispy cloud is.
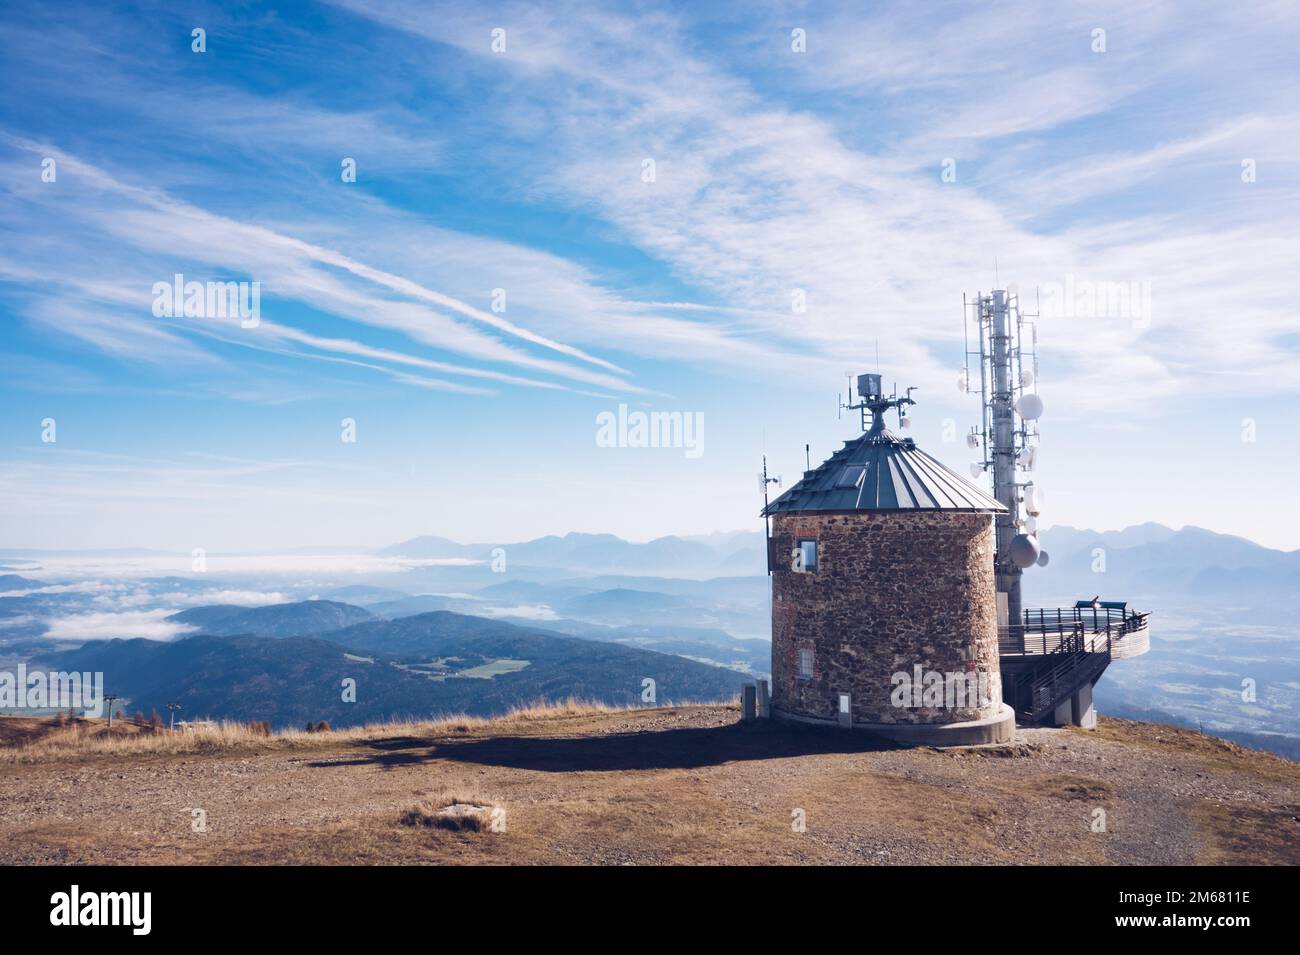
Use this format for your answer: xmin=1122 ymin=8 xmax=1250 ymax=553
xmin=3 ymin=0 xmax=1299 ymax=548
xmin=316 ymin=0 xmax=1300 ymax=409
xmin=1 ymin=135 xmax=645 ymax=396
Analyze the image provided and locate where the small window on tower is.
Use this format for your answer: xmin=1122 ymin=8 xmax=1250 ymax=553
xmin=798 ymin=647 xmax=814 ymax=680
xmin=796 ymin=539 xmax=818 ymax=573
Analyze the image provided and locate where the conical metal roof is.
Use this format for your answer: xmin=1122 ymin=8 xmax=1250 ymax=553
xmin=763 ymin=428 xmax=1004 ymax=515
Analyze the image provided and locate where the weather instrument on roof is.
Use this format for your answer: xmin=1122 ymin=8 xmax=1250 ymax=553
xmin=963 ymin=288 xmax=1047 ymax=629
xmin=757 ymin=373 xmax=1006 ymax=513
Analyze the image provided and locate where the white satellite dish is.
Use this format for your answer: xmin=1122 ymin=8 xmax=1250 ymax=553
xmin=1036 ymin=550 xmax=1050 ymax=568
xmin=1024 ymin=515 xmax=1038 ymax=534
xmin=969 ymin=462 xmax=985 ymax=479
xmin=1020 ymin=447 xmax=1038 ymax=472
xmin=900 ymin=416 xmax=911 ymax=429
xmin=1009 ymin=533 xmax=1041 ymax=569
xmin=1022 ymin=369 xmax=1034 ymax=388
xmin=966 ymin=433 xmax=979 ymax=449
xmin=1015 ymin=393 xmax=1044 ymax=420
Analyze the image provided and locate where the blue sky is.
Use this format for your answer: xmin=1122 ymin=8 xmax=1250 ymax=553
xmin=2 ymin=0 xmax=1298 ymax=552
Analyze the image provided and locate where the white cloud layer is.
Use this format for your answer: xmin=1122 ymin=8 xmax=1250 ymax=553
xmin=41 ymin=609 xmax=196 ymax=642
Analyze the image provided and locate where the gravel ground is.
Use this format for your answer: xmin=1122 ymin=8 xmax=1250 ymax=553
xmin=1 ymin=707 xmax=1296 ymax=865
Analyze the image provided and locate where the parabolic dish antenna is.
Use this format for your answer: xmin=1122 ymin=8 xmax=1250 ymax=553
xmin=1015 ymin=394 xmax=1044 ymax=420
xmin=1009 ymin=533 xmax=1041 ymax=569
xmin=1036 ymin=550 xmax=1050 ymax=568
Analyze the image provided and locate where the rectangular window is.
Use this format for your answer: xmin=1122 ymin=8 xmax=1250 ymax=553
xmin=797 ymin=539 xmax=818 ymax=573
xmin=798 ymin=647 xmax=814 ymax=680
xmin=834 ymin=466 xmax=864 ymax=489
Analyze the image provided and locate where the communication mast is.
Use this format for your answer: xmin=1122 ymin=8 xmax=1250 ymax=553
xmin=962 ymin=288 xmax=1046 ymax=632
xmin=759 ymin=456 xmax=781 ymax=574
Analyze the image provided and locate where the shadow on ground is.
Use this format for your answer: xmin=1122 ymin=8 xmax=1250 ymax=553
xmin=308 ymin=721 xmax=899 ymax=772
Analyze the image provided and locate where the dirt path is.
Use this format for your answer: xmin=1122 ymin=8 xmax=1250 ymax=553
xmin=2 ymin=707 xmax=1297 ymax=865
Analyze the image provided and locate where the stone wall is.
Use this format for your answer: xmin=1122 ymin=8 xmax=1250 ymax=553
xmin=769 ymin=510 xmax=1001 ymax=725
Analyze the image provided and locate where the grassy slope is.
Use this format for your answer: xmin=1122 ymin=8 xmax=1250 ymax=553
xmin=1 ymin=708 xmax=1297 ymax=866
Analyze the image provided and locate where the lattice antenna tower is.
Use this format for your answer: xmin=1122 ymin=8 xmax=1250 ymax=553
xmin=961 ymin=288 xmax=1047 ymax=629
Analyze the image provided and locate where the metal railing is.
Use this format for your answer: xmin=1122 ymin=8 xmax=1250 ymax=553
xmin=999 ymin=606 xmax=1150 ymax=656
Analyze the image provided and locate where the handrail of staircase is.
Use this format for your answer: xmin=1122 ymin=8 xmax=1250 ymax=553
xmin=1024 ymin=628 xmax=1113 ymax=723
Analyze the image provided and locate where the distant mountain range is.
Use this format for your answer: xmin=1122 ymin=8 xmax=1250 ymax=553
xmin=167 ymin=600 xmax=377 ymax=638
xmin=510 ymin=618 xmax=771 ymax=675
xmin=1026 ymin=522 xmax=1300 ymax=622
xmin=7 ymin=522 xmax=1300 ymax=756
xmin=0 ymin=574 xmax=43 ymax=593
xmin=36 ymin=607 xmax=746 ymax=728
xmin=155 ymin=593 xmax=762 ymax=686
xmin=377 ymin=523 xmax=1300 ymax=603
xmin=1012 ymin=522 xmax=1300 ymax=760
xmin=5 ymin=524 xmax=1291 ymax=591
xmin=380 ymin=531 xmax=766 ymax=577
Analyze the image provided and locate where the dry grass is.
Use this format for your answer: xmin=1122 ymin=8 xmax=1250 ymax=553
xmin=1026 ymin=773 xmax=1114 ymax=801
xmin=1193 ymin=801 xmax=1300 ymax=865
xmin=0 ymin=715 xmax=155 ymax=748
xmin=0 ymin=697 xmax=633 ymax=764
xmin=1091 ymin=717 xmax=1300 ymax=785
xmin=503 ymin=696 xmax=633 ymax=721
xmin=399 ymin=791 xmax=504 ymax=833
xmin=4 ymin=704 xmax=1299 ymax=866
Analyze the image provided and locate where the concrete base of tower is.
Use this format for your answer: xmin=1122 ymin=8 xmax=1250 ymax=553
xmin=771 ymin=702 xmax=1017 ymax=747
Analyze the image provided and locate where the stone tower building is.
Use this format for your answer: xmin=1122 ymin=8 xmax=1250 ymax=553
xmin=763 ymin=375 xmax=1016 ymax=745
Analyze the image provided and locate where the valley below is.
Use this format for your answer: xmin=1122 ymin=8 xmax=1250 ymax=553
xmin=3 ymin=522 xmax=1299 ymax=757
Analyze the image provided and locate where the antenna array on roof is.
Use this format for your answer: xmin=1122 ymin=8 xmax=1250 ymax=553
xmin=840 ymin=372 xmax=917 ymax=438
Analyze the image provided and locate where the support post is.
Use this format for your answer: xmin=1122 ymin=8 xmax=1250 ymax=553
xmin=741 ymin=684 xmax=757 ymax=722
xmin=1072 ymin=681 xmax=1097 ymax=729
xmin=1052 ymin=694 xmax=1073 ymax=727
